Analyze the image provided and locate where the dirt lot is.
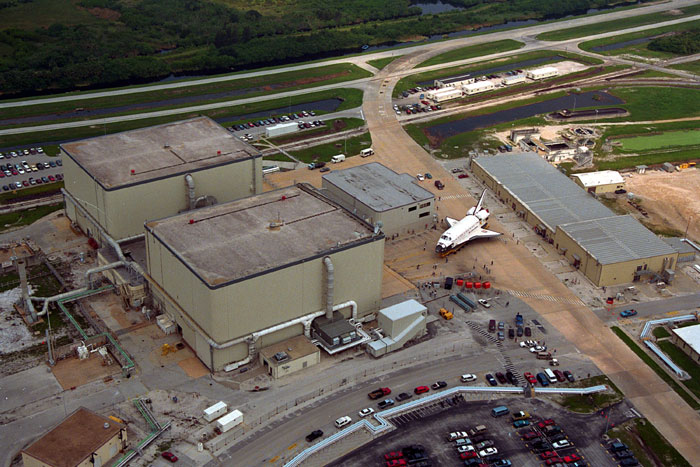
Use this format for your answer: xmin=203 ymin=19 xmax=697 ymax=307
xmin=624 ymin=169 xmax=700 ymax=242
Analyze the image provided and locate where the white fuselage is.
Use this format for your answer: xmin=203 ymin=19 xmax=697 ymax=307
xmin=436 ymin=210 xmax=489 ymax=253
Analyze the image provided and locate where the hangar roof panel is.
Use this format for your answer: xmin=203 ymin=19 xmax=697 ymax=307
xmin=558 ymin=215 xmax=676 ymax=265
xmin=322 ymin=162 xmax=434 ymax=212
xmin=61 ymin=117 xmax=260 ymax=190
xmin=146 ymin=184 xmax=379 ymax=288
xmin=473 ymin=153 xmax=614 ymax=231
xmin=571 ymin=170 xmax=624 ymax=187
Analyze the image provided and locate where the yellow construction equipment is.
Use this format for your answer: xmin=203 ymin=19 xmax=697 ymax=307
xmin=161 ymin=343 xmax=177 ymax=356
xmin=678 ymin=162 xmax=697 ymax=170
xmin=439 ymin=308 xmax=453 ymax=320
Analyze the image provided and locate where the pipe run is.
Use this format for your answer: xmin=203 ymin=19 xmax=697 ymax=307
xmin=222 ymin=300 xmax=358 ymax=372
xmin=323 ymin=257 xmax=334 ymax=320
xmin=185 ymin=174 xmax=195 ymax=211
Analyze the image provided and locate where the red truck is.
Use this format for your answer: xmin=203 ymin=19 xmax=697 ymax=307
xmin=368 ymin=387 xmax=391 ymax=400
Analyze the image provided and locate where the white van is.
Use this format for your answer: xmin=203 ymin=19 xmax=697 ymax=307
xmin=544 ymin=368 xmax=557 ymax=383
xmin=335 ymin=415 xmax=352 ymax=428
xmin=331 ymin=154 xmax=346 ymax=163
xmin=360 ymin=148 xmax=374 ymax=158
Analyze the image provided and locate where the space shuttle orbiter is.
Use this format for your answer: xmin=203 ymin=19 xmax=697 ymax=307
xmin=435 ymin=190 xmax=501 ymax=256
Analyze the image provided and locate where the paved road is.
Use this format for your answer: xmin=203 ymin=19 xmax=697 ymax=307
xmin=356 ymin=38 xmax=700 ymax=465
xmin=594 ymin=292 xmax=700 ymax=322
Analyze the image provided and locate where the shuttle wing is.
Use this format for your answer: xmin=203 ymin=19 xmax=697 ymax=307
xmin=445 ymin=217 xmax=459 ymax=228
xmin=469 ymin=228 xmax=501 ymax=240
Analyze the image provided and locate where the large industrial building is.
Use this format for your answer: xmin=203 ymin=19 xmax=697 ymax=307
xmin=145 ymin=184 xmax=385 ymax=371
xmin=571 ymin=170 xmax=625 ymax=194
xmin=321 ymin=162 xmax=437 ymax=236
xmin=671 ymin=324 xmax=700 ymax=364
xmin=472 ymin=153 xmax=677 ymax=286
xmin=21 ymin=407 xmax=127 ymax=467
xmin=61 ymin=116 xmax=263 ymax=241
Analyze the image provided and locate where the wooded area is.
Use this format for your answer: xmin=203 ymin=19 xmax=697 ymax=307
xmin=648 ymin=29 xmax=700 ymax=55
xmin=0 ymin=0 xmax=647 ymax=97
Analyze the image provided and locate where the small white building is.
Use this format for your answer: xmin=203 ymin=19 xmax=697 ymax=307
xmin=571 ymin=170 xmax=625 ymax=194
xmin=368 ymin=300 xmax=427 ymax=357
xmin=426 ymin=87 xmax=463 ymax=103
xmin=502 ymin=74 xmax=526 ymax=86
xmin=527 ymin=66 xmax=559 ymax=80
xmin=266 ymin=122 xmax=298 ymax=138
xmin=463 ymin=80 xmax=495 ymax=95
xmin=671 ymin=324 xmax=700 ymax=364
xmin=434 ymin=74 xmax=474 ymax=88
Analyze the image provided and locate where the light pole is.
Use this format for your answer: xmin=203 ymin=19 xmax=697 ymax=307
xmin=685 ymin=216 xmax=693 ymax=238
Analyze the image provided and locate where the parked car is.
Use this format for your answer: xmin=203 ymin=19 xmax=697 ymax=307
xmin=434 ymin=180 xmax=444 ymax=190
xmin=508 ymin=328 xmax=515 ymax=339
xmin=424 ymin=172 xmax=432 ymax=179
xmin=513 ymin=420 xmax=530 ymax=428
xmin=414 ymin=385 xmax=430 ymax=394
xmin=478 ymin=299 xmax=490 ymax=308
xmin=563 ymin=370 xmax=575 ymax=382
xmin=461 ymin=374 xmax=477 ymax=382
xmin=378 ymin=399 xmax=395 ymax=409
xmin=505 ymin=371 xmax=516 ymax=385
xmin=384 ymin=451 xmax=403 ymax=460
xmin=306 ymin=429 xmax=323 ymax=442
xmin=540 ymin=451 xmax=559 ymax=460
xmin=485 ymin=374 xmax=497 ymax=386
xmin=552 ymin=439 xmax=571 ymax=449
xmin=359 ymin=408 xmax=375 ymax=417
xmin=497 ymin=331 xmax=505 ymax=341
xmin=620 ymin=309 xmax=637 ymax=317
xmin=431 ymin=381 xmax=447 ymax=390
xmin=396 ymin=392 xmax=412 ymax=401
xmin=495 ymin=372 xmax=506 ymax=384
xmin=524 ymin=372 xmax=537 ymax=384
xmin=386 ymin=459 xmax=406 ymax=467
xmin=161 ymin=452 xmax=178 ymax=462
xmin=479 ymin=447 xmax=498 ymax=457
xmin=416 ymin=174 xmax=425 ymax=181
xmin=448 ymin=431 xmax=469 ymax=441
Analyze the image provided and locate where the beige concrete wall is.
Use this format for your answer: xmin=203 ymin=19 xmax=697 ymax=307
xmin=572 ymin=177 xmax=624 ymax=194
xmin=20 ymin=454 xmax=49 ymax=467
xmin=263 ymin=351 xmax=320 ymax=378
xmin=103 ymin=157 xmax=262 ymax=239
xmin=147 ymin=230 xmax=384 ymax=370
xmin=554 ymin=228 xmax=678 ymax=286
xmin=323 ymin=182 xmax=435 ymax=236
xmin=671 ymin=334 xmax=700 ymax=364
xmin=62 ymin=151 xmax=108 ymax=238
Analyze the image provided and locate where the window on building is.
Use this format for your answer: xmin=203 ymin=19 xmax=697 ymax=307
xmin=408 ymin=206 xmax=417 ymax=212
xmin=419 ymin=202 xmax=431 ymax=208
xmin=419 ymin=212 xmax=430 ymax=218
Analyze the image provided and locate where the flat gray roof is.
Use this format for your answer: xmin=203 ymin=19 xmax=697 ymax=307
xmin=662 ymin=237 xmax=697 ymax=256
xmin=62 ymin=117 xmax=260 ymax=190
xmin=439 ymin=73 xmax=472 ymax=84
xmin=558 ymin=215 xmax=676 ymax=265
xmin=322 ymin=162 xmax=433 ymax=212
xmin=380 ymin=299 xmax=426 ymax=321
xmin=474 ymin=152 xmax=613 ymax=231
xmin=146 ymin=184 xmax=380 ymax=288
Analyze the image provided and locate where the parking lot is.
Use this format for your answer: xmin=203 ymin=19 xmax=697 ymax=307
xmin=0 ymin=146 xmax=64 ymax=192
xmin=328 ymin=397 xmax=636 ymax=467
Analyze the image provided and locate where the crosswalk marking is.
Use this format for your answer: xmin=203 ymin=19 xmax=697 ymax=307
xmin=502 ymin=289 xmax=585 ymax=306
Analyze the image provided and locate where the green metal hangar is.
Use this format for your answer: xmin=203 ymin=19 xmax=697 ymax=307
xmin=321 ymin=162 xmax=437 ymax=237
xmin=61 ymin=116 xmax=263 ymax=242
xmin=145 ymin=184 xmax=385 ymax=371
xmin=471 ymin=153 xmax=677 ymax=287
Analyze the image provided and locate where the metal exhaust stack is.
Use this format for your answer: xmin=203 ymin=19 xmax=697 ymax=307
xmin=185 ymin=174 xmax=195 ymax=211
xmin=323 ymin=257 xmax=334 ymax=320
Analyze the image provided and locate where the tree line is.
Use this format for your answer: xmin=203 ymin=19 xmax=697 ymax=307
xmin=648 ymin=29 xmax=700 ymax=55
xmin=0 ymin=0 xmax=653 ymax=97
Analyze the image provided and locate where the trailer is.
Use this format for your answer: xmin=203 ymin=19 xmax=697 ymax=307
xmin=427 ymin=87 xmax=464 ymax=103
xmin=526 ymin=66 xmax=559 ymax=80
xmin=502 ymin=74 xmax=526 ymax=86
xmin=217 ymin=409 xmax=243 ymax=432
xmin=266 ymin=122 xmax=298 ymax=138
xmin=203 ymin=401 xmax=228 ymax=422
xmin=457 ymin=292 xmax=477 ymax=309
xmin=463 ymin=81 xmax=495 ymax=95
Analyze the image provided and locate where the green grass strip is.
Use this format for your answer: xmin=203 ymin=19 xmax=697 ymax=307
xmin=417 ymin=40 xmax=525 ymax=68
xmin=0 ymin=204 xmax=63 ymax=232
xmin=367 ymin=56 xmax=401 ymax=70
xmin=657 ymin=340 xmax=700 ymax=399
xmin=610 ymin=326 xmax=700 ymax=410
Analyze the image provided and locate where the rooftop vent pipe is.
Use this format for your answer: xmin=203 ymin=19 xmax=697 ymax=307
xmin=185 ymin=174 xmax=195 ymax=211
xmin=323 ymin=256 xmax=334 ymax=320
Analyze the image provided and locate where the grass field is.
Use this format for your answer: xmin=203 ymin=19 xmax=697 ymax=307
xmin=0 ymin=204 xmax=63 ymax=233
xmin=0 ymin=64 xmax=372 ymax=124
xmin=560 ymin=375 xmax=623 ymax=413
xmin=607 ymin=86 xmax=700 ymax=122
xmin=670 ymin=59 xmax=700 ymax=74
xmin=0 ymin=0 xmax=101 ymax=30
xmin=266 ymin=118 xmax=365 ymax=144
xmin=537 ymin=4 xmax=700 ymax=41
xmin=417 ymin=40 xmax=525 ymax=68
xmin=652 ymin=327 xmax=671 ymax=339
xmin=0 ymin=183 xmax=63 ymax=205
xmin=367 ymin=56 xmax=401 ymax=70
xmin=620 ymin=130 xmax=700 ymax=151
xmin=578 ymin=20 xmax=700 ymax=57
xmin=285 ymin=132 xmax=372 ymax=164
xmin=657 ymin=340 xmax=700 ymax=399
xmin=608 ymin=418 xmax=691 ymax=467
xmin=610 ymin=326 xmax=700 ymax=410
